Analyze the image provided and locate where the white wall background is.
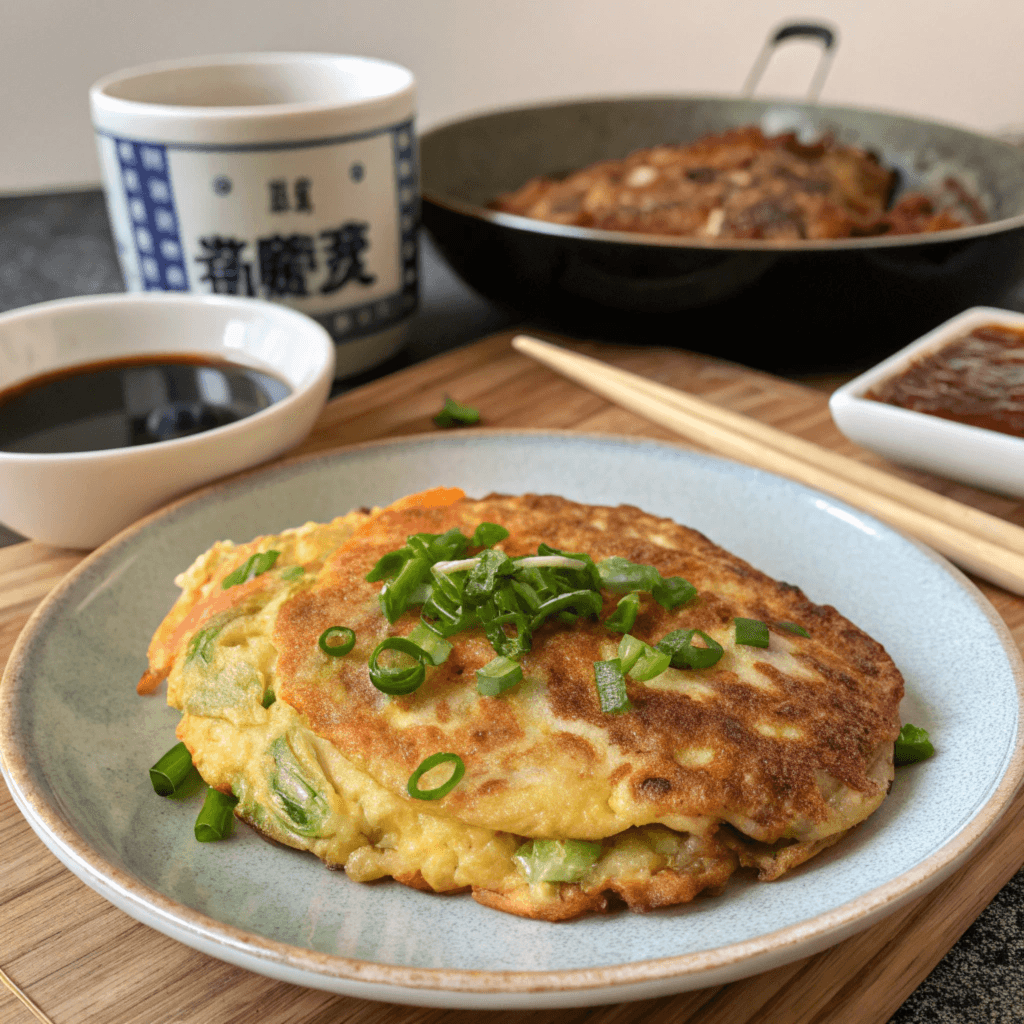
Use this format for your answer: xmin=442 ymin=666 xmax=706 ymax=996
xmin=2 ymin=0 xmax=1023 ymax=195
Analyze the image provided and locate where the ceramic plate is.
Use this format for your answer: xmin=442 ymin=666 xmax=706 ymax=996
xmin=829 ymin=306 xmax=1024 ymax=498
xmin=2 ymin=432 xmax=1023 ymax=1010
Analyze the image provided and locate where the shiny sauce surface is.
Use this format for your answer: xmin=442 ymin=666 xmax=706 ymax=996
xmin=0 ymin=353 xmax=290 ymax=454
xmin=866 ymin=324 xmax=1024 ymax=438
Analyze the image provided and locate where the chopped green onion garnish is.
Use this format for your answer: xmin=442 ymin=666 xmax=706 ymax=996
xmin=280 ymin=565 xmax=305 ymax=580
xmin=318 ymin=625 xmax=356 ymax=657
xmin=657 ymin=628 xmax=724 ymax=669
xmin=597 ymin=557 xmax=662 ymax=594
xmin=404 ymin=528 xmax=469 ymax=562
xmin=777 ymin=621 xmax=811 ymax=638
xmin=365 ymin=549 xmax=407 ymax=583
xmin=482 ymin=611 xmax=531 ymax=659
xmin=185 ymin=624 xmax=220 ymax=666
xmin=894 ymin=724 xmax=934 ymax=766
xmin=537 ymin=543 xmax=601 ymax=589
xmin=221 ymin=550 xmax=280 ymax=589
xmin=633 ymin=646 xmax=671 ymax=681
xmin=513 ymin=838 xmax=602 ymax=883
xmin=407 ymin=752 xmax=466 ymax=800
xmin=379 ymin=555 xmax=432 ymax=623
xmin=618 ymin=634 xmax=670 ymax=681
xmin=464 ymin=548 xmax=515 ymax=604
xmin=652 ymin=576 xmax=698 ymax=610
xmin=476 ymin=655 xmax=524 ymax=696
xmin=368 ymin=637 xmax=431 ymax=695
xmin=511 ymin=579 xmax=542 ymax=612
xmin=407 ymin=621 xmax=453 ymax=665
xmin=149 ymin=741 xmax=196 ymax=797
xmin=530 ymin=589 xmax=603 ymax=629
xmin=617 ymin=633 xmax=646 ymax=675
xmin=604 ymin=591 xmax=640 ymax=634
xmin=594 ymin=658 xmax=633 ymax=714
xmin=194 ymin=787 xmax=238 ymax=842
xmin=261 ymin=689 xmax=276 ymax=708
xmin=735 ymin=617 xmax=770 ymax=648
xmin=472 ymin=522 xmax=510 ymax=548
xmin=433 ymin=396 xmax=480 ymax=428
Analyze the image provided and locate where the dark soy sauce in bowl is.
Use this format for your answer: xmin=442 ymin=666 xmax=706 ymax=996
xmin=0 ymin=354 xmax=291 ymax=454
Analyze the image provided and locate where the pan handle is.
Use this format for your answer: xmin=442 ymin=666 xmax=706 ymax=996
xmin=741 ymin=21 xmax=838 ymax=103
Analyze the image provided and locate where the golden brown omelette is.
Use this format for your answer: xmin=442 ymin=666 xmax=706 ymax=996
xmin=140 ymin=487 xmax=904 ymax=920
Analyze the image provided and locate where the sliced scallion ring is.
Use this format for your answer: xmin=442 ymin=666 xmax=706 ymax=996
xmin=652 ymin=575 xmax=697 ymax=610
xmin=604 ymin=591 xmax=640 ymax=634
xmin=472 ymin=522 xmax=510 ymax=548
xmin=464 ymin=548 xmax=515 ymax=604
xmin=735 ymin=617 xmax=770 ymax=648
xmin=407 ymin=621 xmax=453 ymax=665
xmin=617 ymin=633 xmax=646 ymax=675
xmin=483 ymin=611 xmax=531 ymax=659
xmin=596 ymin=557 xmax=661 ymax=594
xmin=894 ymin=723 xmax=934 ymax=766
xmin=617 ymin=635 xmax=672 ymax=681
xmin=476 ymin=655 xmax=523 ymax=696
xmin=379 ymin=555 xmax=432 ymax=623
xmin=530 ymin=589 xmax=603 ymax=629
xmin=777 ymin=621 xmax=811 ymax=638
xmin=407 ymin=752 xmax=466 ymax=800
xmin=593 ymin=658 xmax=633 ymax=715
xmin=657 ymin=628 xmax=724 ymax=669
xmin=433 ymin=396 xmax=480 ymax=427
xmin=318 ymin=625 xmax=356 ymax=657
xmin=194 ymin=787 xmax=238 ymax=842
xmin=368 ymin=637 xmax=430 ymax=695
xmin=149 ymin=741 xmax=195 ymax=797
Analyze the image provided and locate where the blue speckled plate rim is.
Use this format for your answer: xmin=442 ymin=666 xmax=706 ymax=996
xmin=2 ymin=429 xmax=1023 ymax=1005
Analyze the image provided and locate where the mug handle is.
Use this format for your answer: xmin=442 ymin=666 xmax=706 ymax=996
xmin=740 ymin=21 xmax=838 ymax=103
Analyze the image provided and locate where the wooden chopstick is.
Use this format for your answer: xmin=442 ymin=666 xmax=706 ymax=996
xmin=512 ymin=334 xmax=1024 ymax=596
xmin=0 ymin=966 xmax=54 ymax=1024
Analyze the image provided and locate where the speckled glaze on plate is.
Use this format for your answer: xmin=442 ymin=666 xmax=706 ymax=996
xmin=2 ymin=431 xmax=1023 ymax=1010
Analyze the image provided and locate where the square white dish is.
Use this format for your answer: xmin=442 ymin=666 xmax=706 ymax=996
xmin=829 ymin=306 xmax=1024 ymax=498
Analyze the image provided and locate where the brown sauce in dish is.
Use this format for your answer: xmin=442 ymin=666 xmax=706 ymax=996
xmin=0 ymin=353 xmax=290 ymax=454
xmin=866 ymin=324 xmax=1024 ymax=437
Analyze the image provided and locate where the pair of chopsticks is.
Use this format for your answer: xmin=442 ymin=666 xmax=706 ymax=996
xmin=512 ymin=335 xmax=1024 ymax=596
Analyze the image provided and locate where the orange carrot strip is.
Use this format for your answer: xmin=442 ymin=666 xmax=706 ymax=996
xmin=387 ymin=486 xmax=465 ymax=511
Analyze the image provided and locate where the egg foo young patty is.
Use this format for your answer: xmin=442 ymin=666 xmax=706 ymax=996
xmin=140 ymin=489 xmax=904 ymax=920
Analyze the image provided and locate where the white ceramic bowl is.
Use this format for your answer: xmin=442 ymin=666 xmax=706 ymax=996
xmin=829 ymin=306 xmax=1024 ymax=498
xmin=0 ymin=293 xmax=334 ymax=547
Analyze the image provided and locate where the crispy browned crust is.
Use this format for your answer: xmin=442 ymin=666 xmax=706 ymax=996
xmin=472 ymin=884 xmax=610 ymax=921
xmin=602 ymin=857 xmax=738 ymax=912
xmin=273 ymin=494 xmax=903 ymax=844
xmin=719 ymin=826 xmax=847 ymax=882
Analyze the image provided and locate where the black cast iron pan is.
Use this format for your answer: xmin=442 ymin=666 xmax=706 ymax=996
xmin=420 ymin=23 xmax=1024 ymax=372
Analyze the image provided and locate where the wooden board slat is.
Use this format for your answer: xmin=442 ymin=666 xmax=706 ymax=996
xmin=2 ymin=330 xmax=1023 ymax=1024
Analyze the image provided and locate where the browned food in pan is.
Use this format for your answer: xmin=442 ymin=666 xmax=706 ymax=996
xmin=492 ymin=126 xmax=982 ymax=240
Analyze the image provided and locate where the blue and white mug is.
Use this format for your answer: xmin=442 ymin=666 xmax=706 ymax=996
xmin=90 ymin=53 xmax=417 ymax=378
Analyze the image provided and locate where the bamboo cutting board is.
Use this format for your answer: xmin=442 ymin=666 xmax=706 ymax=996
xmin=2 ymin=330 xmax=1024 ymax=1024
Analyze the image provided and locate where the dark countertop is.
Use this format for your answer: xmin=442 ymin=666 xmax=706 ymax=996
xmin=2 ymin=187 xmax=1023 ymax=1023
